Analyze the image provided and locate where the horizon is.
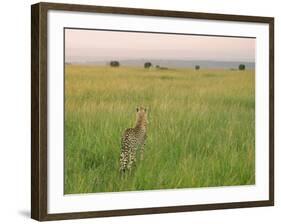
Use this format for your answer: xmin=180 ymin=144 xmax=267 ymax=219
xmin=65 ymin=59 xmax=255 ymax=69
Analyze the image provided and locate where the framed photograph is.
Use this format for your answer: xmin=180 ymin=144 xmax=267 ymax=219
xmin=31 ymin=2 xmax=274 ymax=221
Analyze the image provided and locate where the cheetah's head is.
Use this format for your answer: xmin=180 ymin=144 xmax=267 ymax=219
xmin=136 ymin=106 xmax=148 ymax=123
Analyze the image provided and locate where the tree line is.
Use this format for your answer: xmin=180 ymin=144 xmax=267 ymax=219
xmin=109 ymin=61 xmax=247 ymax=70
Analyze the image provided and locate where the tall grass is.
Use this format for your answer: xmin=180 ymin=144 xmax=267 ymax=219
xmin=64 ymin=65 xmax=255 ymax=194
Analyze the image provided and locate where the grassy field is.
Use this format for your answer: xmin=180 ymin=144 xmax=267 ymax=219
xmin=64 ymin=65 xmax=255 ymax=194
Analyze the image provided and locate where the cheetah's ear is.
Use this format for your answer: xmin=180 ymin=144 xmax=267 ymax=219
xmin=136 ymin=107 xmax=139 ymax=112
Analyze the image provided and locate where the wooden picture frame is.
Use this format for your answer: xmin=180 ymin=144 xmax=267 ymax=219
xmin=31 ymin=2 xmax=274 ymax=221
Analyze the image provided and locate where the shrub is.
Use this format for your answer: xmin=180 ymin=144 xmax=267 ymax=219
xmin=144 ymin=62 xmax=152 ymax=69
xmin=239 ymin=64 xmax=246 ymax=70
xmin=110 ymin=61 xmax=120 ymax=67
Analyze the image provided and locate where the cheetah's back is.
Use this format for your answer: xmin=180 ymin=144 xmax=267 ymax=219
xmin=120 ymin=128 xmax=139 ymax=171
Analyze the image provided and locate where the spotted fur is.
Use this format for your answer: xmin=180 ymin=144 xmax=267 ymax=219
xmin=120 ymin=107 xmax=148 ymax=172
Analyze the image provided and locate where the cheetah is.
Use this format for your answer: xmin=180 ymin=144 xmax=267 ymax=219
xmin=119 ymin=106 xmax=148 ymax=173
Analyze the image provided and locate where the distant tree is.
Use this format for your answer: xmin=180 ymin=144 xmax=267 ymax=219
xmin=195 ymin=65 xmax=200 ymax=70
xmin=144 ymin=62 xmax=152 ymax=69
xmin=238 ymin=64 xmax=246 ymax=70
xmin=110 ymin=61 xmax=120 ymax=67
xmin=155 ymin=65 xmax=168 ymax=70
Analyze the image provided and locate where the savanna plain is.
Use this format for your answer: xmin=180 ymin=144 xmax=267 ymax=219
xmin=65 ymin=65 xmax=255 ymax=194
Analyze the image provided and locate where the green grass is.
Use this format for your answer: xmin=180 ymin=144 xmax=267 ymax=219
xmin=64 ymin=65 xmax=255 ymax=194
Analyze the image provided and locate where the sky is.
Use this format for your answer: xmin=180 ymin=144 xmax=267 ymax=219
xmin=65 ymin=29 xmax=255 ymax=63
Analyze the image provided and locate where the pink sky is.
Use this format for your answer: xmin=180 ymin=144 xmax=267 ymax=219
xmin=65 ymin=29 xmax=255 ymax=62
